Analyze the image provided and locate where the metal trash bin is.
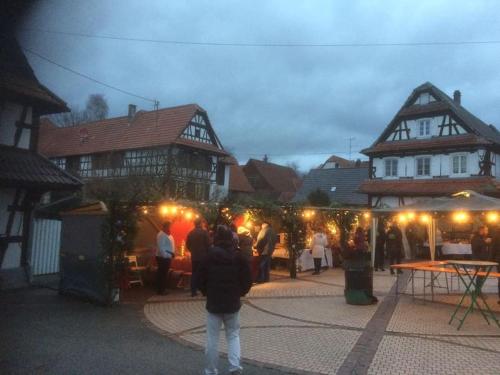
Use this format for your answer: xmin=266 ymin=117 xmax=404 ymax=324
xmin=344 ymin=258 xmax=377 ymax=305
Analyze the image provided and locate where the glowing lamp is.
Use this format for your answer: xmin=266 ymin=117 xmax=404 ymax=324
xmin=185 ymin=211 xmax=193 ymax=220
xmin=486 ymin=212 xmax=498 ymax=223
xmin=452 ymin=211 xmax=469 ymax=223
xmin=363 ymin=212 xmax=371 ymax=220
xmin=142 ymin=207 xmax=148 ymax=215
xmin=171 ymin=206 xmax=178 ymax=214
xmin=397 ymin=213 xmax=407 ymax=224
xmin=419 ymin=214 xmax=430 ymax=224
xmin=160 ymin=205 xmax=169 ymax=216
xmin=406 ymin=212 xmax=416 ymax=221
xmin=245 ymin=221 xmax=253 ymax=229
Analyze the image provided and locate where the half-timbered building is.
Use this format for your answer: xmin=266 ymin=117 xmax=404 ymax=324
xmin=0 ymin=36 xmax=82 ymax=288
xmin=359 ymin=82 xmax=500 ymax=207
xmin=38 ymin=104 xmax=231 ymax=202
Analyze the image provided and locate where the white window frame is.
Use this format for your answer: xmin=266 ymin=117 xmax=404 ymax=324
xmin=418 ymin=119 xmax=431 ymax=138
xmin=451 ymin=154 xmax=468 ymax=176
xmin=384 ymin=158 xmax=398 ymax=178
xmin=415 ymin=156 xmax=431 ymax=177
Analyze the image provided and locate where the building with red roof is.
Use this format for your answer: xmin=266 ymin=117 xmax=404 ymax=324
xmin=242 ymin=158 xmax=301 ymax=202
xmin=359 ymin=82 xmax=500 ymax=207
xmin=39 ymin=103 xmax=231 ymax=202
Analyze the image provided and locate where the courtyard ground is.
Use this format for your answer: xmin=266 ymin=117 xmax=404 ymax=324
xmin=1 ymin=268 xmax=499 ymax=374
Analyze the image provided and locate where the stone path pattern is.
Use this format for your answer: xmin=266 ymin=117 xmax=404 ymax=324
xmin=145 ymin=268 xmax=500 ymax=375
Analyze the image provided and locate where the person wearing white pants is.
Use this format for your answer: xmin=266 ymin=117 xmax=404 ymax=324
xmin=198 ymin=225 xmax=252 ymax=375
xmin=205 ymin=312 xmax=241 ymax=375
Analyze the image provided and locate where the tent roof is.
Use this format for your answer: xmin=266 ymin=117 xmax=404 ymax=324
xmin=373 ymin=190 xmax=500 ymax=213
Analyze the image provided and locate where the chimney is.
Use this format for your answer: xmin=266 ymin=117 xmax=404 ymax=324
xmin=453 ymin=90 xmax=461 ymax=105
xmin=128 ymin=104 xmax=137 ymax=121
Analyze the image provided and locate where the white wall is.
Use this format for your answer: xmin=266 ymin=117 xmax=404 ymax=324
xmin=0 ymin=101 xmax=33 ymax=149
xmin=373 ymin=151 xmax=482 ymax=179
xmin=388 ymin=115 xmax=467 ymax=141
xmin=209 ymin=160 xmax=230 ymax=201
xmin=373 ymin=196 xmax=425 ymax=208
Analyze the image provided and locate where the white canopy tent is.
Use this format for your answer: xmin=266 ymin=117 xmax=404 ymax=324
xmin=370 ymin=191 xmax=500 ymax=266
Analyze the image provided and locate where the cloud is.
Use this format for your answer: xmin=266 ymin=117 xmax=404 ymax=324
xmin=19 ymin=0 xmax=500 ymax=172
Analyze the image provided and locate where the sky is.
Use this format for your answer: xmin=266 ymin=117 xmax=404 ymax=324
xmin=17 ymin=0 xmax=500 ymax=172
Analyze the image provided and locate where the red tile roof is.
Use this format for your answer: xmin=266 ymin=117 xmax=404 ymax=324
xmin=362 ymin=134 xmax=491 ymax=155
xmin=229 ymin=165 xmax=255 ymax=194
xmin=358 ymin=177 xmax=500 ymax=196
xmin=244 ymin=159 xmax=301 ymax=194
xmin=38 ymin=104 xmax=228 ymax=157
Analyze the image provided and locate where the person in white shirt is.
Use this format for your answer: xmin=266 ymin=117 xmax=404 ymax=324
xmin=156 ymin=221 xmax=175 ymax=295
xmin=311 ymin=228 xmax=328 ymax=275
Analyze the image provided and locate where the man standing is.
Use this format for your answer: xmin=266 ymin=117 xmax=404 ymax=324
xmin=491 ymin=227 xmax=500 ymax=305
xmin=471 ymin=225 xmax=491 ymax=292
xmin=186 ymin=218 xmax=210 ymax=297
xmin=199 ymin=225 xmax=252 ymax=375
xmin=386 ymin=223 xmax=403 ymax=275
xmin=156 ymin=221 xmax=175 ymax=295
xmin=255 ymin=222 xmax=276 ymax=283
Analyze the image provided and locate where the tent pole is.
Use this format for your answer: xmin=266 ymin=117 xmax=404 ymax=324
xmin=429 ymin=218 xmax=436 ymax=261
xmin=371 ymin=216 xmax=377 ymax=268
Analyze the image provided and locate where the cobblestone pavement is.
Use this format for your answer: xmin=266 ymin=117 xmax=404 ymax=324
xmin=144 ymin=268 xmax=500 ymax=374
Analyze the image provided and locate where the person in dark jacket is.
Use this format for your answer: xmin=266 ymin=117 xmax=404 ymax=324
xmin=186 ymin=218 xmax=210 ymax=297
xmin=255 ymin=222 xmax=276 ymax=283
xmin=490 ymin=227 xmax=500 ymax=305
xmin=237 ymin=226 xmax=254 ymax=262
xmin=471 ymin=226 xmax=491 ymax=292
xmin=198 ymin=225 xmax=252 ymax=375
xmin=386 ymin=223 xmax=403 ymax=275
xmin=374 ymin=225 xmax=386 ymax=272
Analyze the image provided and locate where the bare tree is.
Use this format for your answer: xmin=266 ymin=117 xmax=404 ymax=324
xmin=85 ymin=94 xmax=109 ymax=122
xmin=48 ymin=94 xmax=109 ymax=127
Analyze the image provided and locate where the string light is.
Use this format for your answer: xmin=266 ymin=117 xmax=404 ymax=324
xmin=486 ymin=212 xmax=498 ymax=223
xmin=452 ymin=211 xmax=469 ymax=223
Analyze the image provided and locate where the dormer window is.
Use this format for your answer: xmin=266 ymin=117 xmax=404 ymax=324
xmin=419 ymin=119 xmax=431 ymax=136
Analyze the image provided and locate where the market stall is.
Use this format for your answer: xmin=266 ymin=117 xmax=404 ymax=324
xmin=371 ymin=190 xmax=500 ymax=265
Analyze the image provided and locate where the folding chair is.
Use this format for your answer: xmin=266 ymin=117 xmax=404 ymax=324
xmin=126 ymin=255 xmax=144 ymax=287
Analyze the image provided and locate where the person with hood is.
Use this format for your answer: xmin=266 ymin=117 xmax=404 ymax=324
xmin=311 ymin=227 xmax=328 ymax=275
xmin=255 ymin=222 xmax=276 ymax=283
xmin=386 ymin=223 xmax=403 ymax=275
xmin=198 ymin=225 xmax=252 ymax=375
xmin=186 ymin=217 xmax=210 ymax=297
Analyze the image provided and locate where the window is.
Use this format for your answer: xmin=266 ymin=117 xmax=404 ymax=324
xmin=51 ymin=157 xmax=66 ymax=170
xmin=216 ymin=162 xmax=226 ymax=185
xmin=419 ymin=120 xmax=431 ymax=136
xmin=384 ymin=159 xmax=398 ymax=177
xmin=416 ymin=157 xmax=431 ymax=176
xmin=452 ymin=155 xmax=467 ymax=174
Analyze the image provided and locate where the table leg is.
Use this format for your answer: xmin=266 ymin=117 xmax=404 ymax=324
xmin=431 ymin=271 xmax=435 ymax=302
xmin=451 ymin=266 xmax=481 ymax=330
xmin=396 ymin=270 xmax=399 ymax=296
xmin=412 ymin=269 xmax=415 ymax=301
xmin=423 ymin=270 xmax=426 ymax=302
